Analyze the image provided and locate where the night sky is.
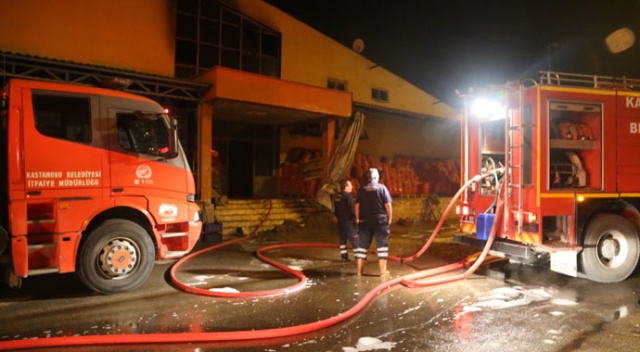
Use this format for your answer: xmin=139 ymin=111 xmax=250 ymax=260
xmin=266 ymin=0 xmax=640 ymax=107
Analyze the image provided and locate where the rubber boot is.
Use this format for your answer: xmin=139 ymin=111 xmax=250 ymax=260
xmin=341 ymin=254 xmax=350 ymax=263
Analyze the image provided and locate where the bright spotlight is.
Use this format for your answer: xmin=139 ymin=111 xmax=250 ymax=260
xmin=470 ymin=98 xmax=505 ymax=120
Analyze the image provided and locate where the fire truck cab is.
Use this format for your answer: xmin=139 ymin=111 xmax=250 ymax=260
xmin=455 ymin=71 xmax=640 ymax=283
xmin=0 ymin=78 xmax=202 ymax=294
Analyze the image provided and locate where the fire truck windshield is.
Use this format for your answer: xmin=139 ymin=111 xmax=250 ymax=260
xmin=117 ymin=112 xmax=178 ymax=158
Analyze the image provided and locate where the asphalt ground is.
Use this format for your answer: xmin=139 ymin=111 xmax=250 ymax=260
xmin=2 ymin=216 xmax=640 ymax=351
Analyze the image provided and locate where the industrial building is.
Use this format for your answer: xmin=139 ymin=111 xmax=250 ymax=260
xmin=0 ymin=0 xmax=460 ymax=227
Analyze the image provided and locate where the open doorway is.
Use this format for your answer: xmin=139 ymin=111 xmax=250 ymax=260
xmin=228 ymin=140 xmax=254 ymax=198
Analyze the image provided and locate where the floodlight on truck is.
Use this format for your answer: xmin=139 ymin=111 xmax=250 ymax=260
xmin=470 ymin=97 xmax=506 ymax=120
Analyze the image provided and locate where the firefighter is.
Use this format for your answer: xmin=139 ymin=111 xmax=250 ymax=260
xmin=333 ymin=179 xmax=359 ymax=262
xmin=355 ymin=168 xmax=393 ymax=277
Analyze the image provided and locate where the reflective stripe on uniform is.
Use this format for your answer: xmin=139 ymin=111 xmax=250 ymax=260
xmin=354 ymin=247 xmax=367 ymax=259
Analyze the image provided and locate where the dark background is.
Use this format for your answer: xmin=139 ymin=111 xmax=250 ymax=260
xmin=266 ymin=0 xmax=640 ymax=107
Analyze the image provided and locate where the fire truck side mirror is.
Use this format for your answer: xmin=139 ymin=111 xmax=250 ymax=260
xmin=166 ymin=114 xmax=179 ymax=159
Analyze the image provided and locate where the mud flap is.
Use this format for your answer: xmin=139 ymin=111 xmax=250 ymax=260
xmin=550 ymin=250 xmax=578 ymax=277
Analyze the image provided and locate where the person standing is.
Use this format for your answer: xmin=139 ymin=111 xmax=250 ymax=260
xmin=355 ymin=168 xmax=393 ymax=277
xmin=333 ymin=179 xmax=358 ymax=262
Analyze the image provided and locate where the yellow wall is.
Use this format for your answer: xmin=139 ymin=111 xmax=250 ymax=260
xmin=231 ymin=0 xmax=458 ymax=120
xmin=234 ymin=0 xmax=463 ymax=162
xmin=1 ymin=0 xmax=461 ymax=162
xmin=0 ymin=0 xmax=175 ymax=76
xmin=0 ymin=0 xmax=458 ymax=120
xmin=0 ymin=0 xmax=458 ymax=121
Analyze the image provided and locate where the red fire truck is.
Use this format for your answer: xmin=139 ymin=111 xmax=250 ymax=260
xmin=0 ymin=78 xmax=202 ymax=294
xmin=455 ymin=71 xmax=640 ymax=283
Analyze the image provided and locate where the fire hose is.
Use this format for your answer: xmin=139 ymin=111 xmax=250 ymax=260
xmin=0 ymin=170 xmax=505 ymax=351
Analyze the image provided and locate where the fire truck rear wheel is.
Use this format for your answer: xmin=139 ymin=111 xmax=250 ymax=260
xmin=581 ymin=214 xmax=640 ymax=283
xmin=77 ymin=219 xmax=155 ymax=294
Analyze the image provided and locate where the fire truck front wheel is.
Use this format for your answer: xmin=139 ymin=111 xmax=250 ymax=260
xmin=581 ymin=214 xmax=640 ymax=283
xmin=77 ymin=219 xmax=155 ymax=294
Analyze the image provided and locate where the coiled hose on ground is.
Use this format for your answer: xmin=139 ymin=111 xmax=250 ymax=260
xmin=0 ymin=171 xmax=504 ymax=351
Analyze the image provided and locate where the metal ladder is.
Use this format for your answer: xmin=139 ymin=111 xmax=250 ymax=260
xmin=504 ymin=84 xmax=525 ymax=236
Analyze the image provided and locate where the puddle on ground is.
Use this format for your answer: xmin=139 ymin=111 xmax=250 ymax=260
xmin=342 ymin=336 xmax=397 ymax=351
xmin=458 ymin=286 xmax=557 ymax=313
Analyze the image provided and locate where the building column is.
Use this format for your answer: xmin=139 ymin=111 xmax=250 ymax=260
xmin=198 ymin=102 xmax=214 ymax=221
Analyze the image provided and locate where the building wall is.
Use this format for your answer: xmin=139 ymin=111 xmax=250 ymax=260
xmin=0 ymin=0 xmax=462 ymax=199
xmin=232 ymin=0 xmax=461 ymax=164
xmin=0 ymin=0 xmax=459 ymax=125
xmin=230 ymin=0 xmax=458 ymax=120
xmin=356 ymin=114 xmax=460 ymax=159
xmin=0 ymin=0 xmax=175 ymax=76
xmin=281 ymin=114 xmax=460 ymax=160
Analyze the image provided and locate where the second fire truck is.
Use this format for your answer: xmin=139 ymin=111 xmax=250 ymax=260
xmin=455 ymin=71 xmax=640 ymax=283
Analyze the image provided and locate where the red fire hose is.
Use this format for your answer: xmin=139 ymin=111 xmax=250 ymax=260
xmin=0 ymin=172 xmax=503 ymax=351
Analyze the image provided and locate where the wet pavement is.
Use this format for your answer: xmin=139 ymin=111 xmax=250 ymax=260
xmin=2 ymin=219 xmax=640 ymax=351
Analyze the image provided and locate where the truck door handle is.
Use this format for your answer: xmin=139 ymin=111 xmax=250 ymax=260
xmin=27 ymin=190 xmax=41 ymax=196
xmin=112 ymin=188 xmax=124 ymax=193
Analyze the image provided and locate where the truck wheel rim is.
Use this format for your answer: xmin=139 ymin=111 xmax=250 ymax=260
xmin=99 ymin=238 xmax=139 ymax=278
xmin=598 ymin=232 xmax=625 ymax=268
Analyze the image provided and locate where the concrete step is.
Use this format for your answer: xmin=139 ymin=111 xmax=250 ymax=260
xmin=204 ymin=196 xmax=460 ymax=237
xmin=216 ymin=212 xmax=306 ymax=223
xmin=219 ymin=219 xmax=288 ymax=235
xmin=216 ymin=199 xmax=311 ymax=209
xmin=210 ymin=198 xmax=324 ymax=236
xmin=215 ymin=206 xmax=319 ymax=218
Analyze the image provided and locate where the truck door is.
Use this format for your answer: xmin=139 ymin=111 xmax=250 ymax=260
xmin=104 ymin=99 xmax=192 ymax=225
xmin=22 ymin=88 xmax=107 ymax=232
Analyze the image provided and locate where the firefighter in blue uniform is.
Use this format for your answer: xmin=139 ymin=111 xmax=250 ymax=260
xmin=333 ymin=179 xmax=358 ymax=262
xmin=355 ymin=168 xmax=393 ymax=277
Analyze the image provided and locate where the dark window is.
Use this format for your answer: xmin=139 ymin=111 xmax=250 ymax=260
xmin=175 ymin=0 xmax=281 ymax=78
xmin=328 ymin=78 xmax=347 ymax=91
xmin=177 ymin=0 xmax=198 ymax=14
xmin=372 ymin=88 xmax=389 ymax=102
xmin=175 ymin=41 xmax=197 ymax=65
xmin=199 ymin=44 xmax=218 ymax=68
xmin=200 ymin=0 xmax=219 ymax=18
xmin=221 ymin=7 xmax=240 ymax=25
xmin=261 ymin=57 xmax=279 ymax=78
xmin=242 ymin=53 xmax=260 ymax=73
xmin=175 ymin=65 xmax=197 ymax=78
xmin=200 ymin=19 xmax=219 ymax=45
xmin=221 ymin=48 xmax=240 ymax=69
xmin=116 ymin=112 xmax=171 ymax=156
xmin=242 ymin=24 xmax=260 ymax=53
xmin=176 ymin=13 xmax=197 ymax=39
xmin=221 ymin=23 xmax=240 ymax=49
xmin=32 ymin=94 xmax=92 ymax=143
xmin=261 ymin=33 xmax=279 ymax=56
